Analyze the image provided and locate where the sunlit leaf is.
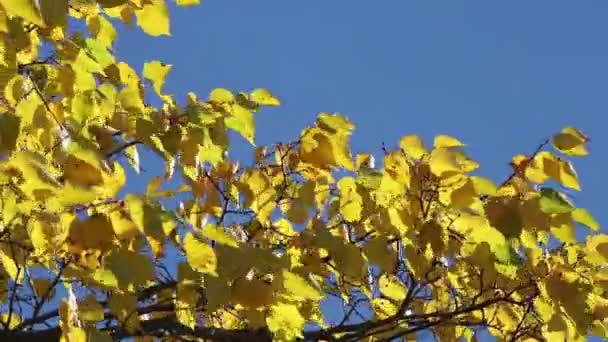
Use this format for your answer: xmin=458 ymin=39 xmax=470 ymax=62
xmin=552 ymin=126 xmax=588 ymax=156
xmin=184 ymin=232 xmax=218 ymax=275
xmin=134 ymin=0 xmax=170 ymax=36
xmin=0 ymin=0 xmax=45 ymax=27
xmin=266 ymin=303 xmax=305 ymax=341
xmin=378 ymin=274 xmax=407 ymax=301
xmin=250 ymin=88 xmax=280 ymax=106
xmin=571 ymin=207 xmax=599 ymax=231
xmin=400 ymin=134 xmax=427 ymax=159
xmin=434 ymin=134 xmax=465 ymax=148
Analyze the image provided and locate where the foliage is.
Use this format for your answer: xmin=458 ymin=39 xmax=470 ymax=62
xmin=0 ymin=1 xmax=605 ymax=341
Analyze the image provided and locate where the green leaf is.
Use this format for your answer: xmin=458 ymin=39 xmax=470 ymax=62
xmin=539 ymin=188 xmax=574 ymax=214
xmin=494 ymin=241 xmax=520 ymax=265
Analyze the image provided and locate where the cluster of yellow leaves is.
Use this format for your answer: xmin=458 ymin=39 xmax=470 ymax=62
xmin=0 ymin=2 xmax=605 ymax=342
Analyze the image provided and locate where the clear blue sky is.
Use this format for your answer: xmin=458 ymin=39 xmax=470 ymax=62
xmin=113 ymin=0 xmax=606 ymax=339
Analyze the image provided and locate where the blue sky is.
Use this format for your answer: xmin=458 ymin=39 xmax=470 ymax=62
xmin=112 ymin=0 xmax=606 ymax=339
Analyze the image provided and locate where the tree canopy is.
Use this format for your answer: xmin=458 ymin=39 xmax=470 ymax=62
xmin=0 ymin=1 xmax=605 ymax=341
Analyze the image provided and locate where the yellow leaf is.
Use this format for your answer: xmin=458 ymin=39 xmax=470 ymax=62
xmin=535 ymin=152 xmax=580 ymax=190
xmin=355 ymin=153 xmax=375 ymax=170
xmin=105 ymin=248 xmax=154 ymax=288
xmin=108 ymin=293 xmax=139 ymax=333
xmin=124 ymin=194 xmax=165 ymax=257
xmin=201 ymin=224 xmax=239 ymax=248
xmin=184 ymin=232 xmax=217 ymax=275
xmin=400 ymin=134 xmax=426 ymax=159
xmin=100 ymin=162 xmax=126 ymax=197
xmin=449 ymin=178 xmax=477 ymax=209
xmin=230 ymin=277 xmax=275 ymax=308
xmin=470 ymin=176 xmax=497 ymax=196
xmin=383 ymin=151 xmax=411 ymax=187
xmin=31 ymin=278 xmax=53 ymax=298
xmin=176 ymin=283 xmax=198 ymax=329
xmin=39 ymin=0 xmax=68 ymax=28
xmin=226 ymin=104 xmax=255 ymax=144
xmin=552 ymin=126 xmax=588 ymax=156
xmin=87 ymin=15 xmax=117 ymax=47
xmin=301 ymin=113 xmax=355 ymax=170
xmin=79 ymin=294 xmax=104 ymax=322
xmin=572 ymin=208 xmax=599 ymax=231
xmin=378 ymin=274 xmax=407 ymax=301
xmin=363 ymin=236 xmax=396 ymax=272
xmin=67 ymin=213 xmax=115 ymax=252
xmin=266 ymin=303 xmax=305 ymax=341
xmin=121 ymin=142 xmax=139 ymax=174
xmin=97 ymin=0 xmax=127 ymax=8
xmin=0 ymin=250 xmax=23 ymax=283
xmin=0 ymin=8 xmax=7 ymax=33
xmin=239 ymin=169 xmax=276 ymax=223
xmin=209 ymin=88 xmax=234 ymax=103
xmin=250 ymin=88 xmax=280 ymax=106
xmin=550 ymin=213 xmax=576 ymax=244
xmin=429 ymin=147 xmax=462 ymax=177
xmin=0 ymin=312 xmax=20 ymax=329
xmin=557 ymin=159 xmax=580 ymax=191
xmin=337 ymin=177 xmax=362 ymax=222
xmin=134 ymin=0 xmax=170 ymax=36
xmin=0 ymin=0 xmax=45 ymax=27
xmin=485 ymin=196 xmax=523 ymax=239
xmin=176 ymin=0 xmax=200 ymax=6
xmin=146 ymin=175 xmax=163 ymax=195
xmin=372 ymin=298 xmax=397 ymax=319
xmin=281 ymin=270 xmax=323 ymax=301
xmin=585 ymin=234 xmax=608 ymax=265
xmin=333 ymin=243 xmax=367 ymax=280
xmin=143 ymin=60 xmax=172 ymax=98
xmin=434 ymin=134 xmax=465 ymax=148
xmin=62 ymin=156 xmax=102 ymax=188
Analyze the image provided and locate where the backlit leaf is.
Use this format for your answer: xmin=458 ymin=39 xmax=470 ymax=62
xmin=572 ymin=207 xmax=599 ymax=231
xmin=201 ymin=224 xmax=239 ymax=248
xmin=434 ymin=134 xmax=465 ymax=148
xmin=281 ymin=270 xmax=323 ymax=301
xmin=176 ymin=0 xmax=200 ymax=6
xmin=184 ymin=232 xmax=218 ymax=275
xmin=539 ymin=188 xmax=574 ymax=214
xmin=552 ymin=126 xmax=588 ymax=156
xmin=250 ymin=88 xmax=280 ymax=106
xmin=134 ymin=0 xmax=170 ymax=36
xmin=337 ymin=177 xmax=362 ymax=222
xmin=378 ymin=274 xmax=407 ymax=301
xmin=0 ymin=0 xmax=45 ymax=27
xmin=267 ymin=303 xmax=305 ymax=341
xmin=400 ymin=134 xmax=426 ymax=159
xmin=226 ymin=104 xmax=255 ymax=144
xmin=143 ymin=60 xmax=172 ymax=99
